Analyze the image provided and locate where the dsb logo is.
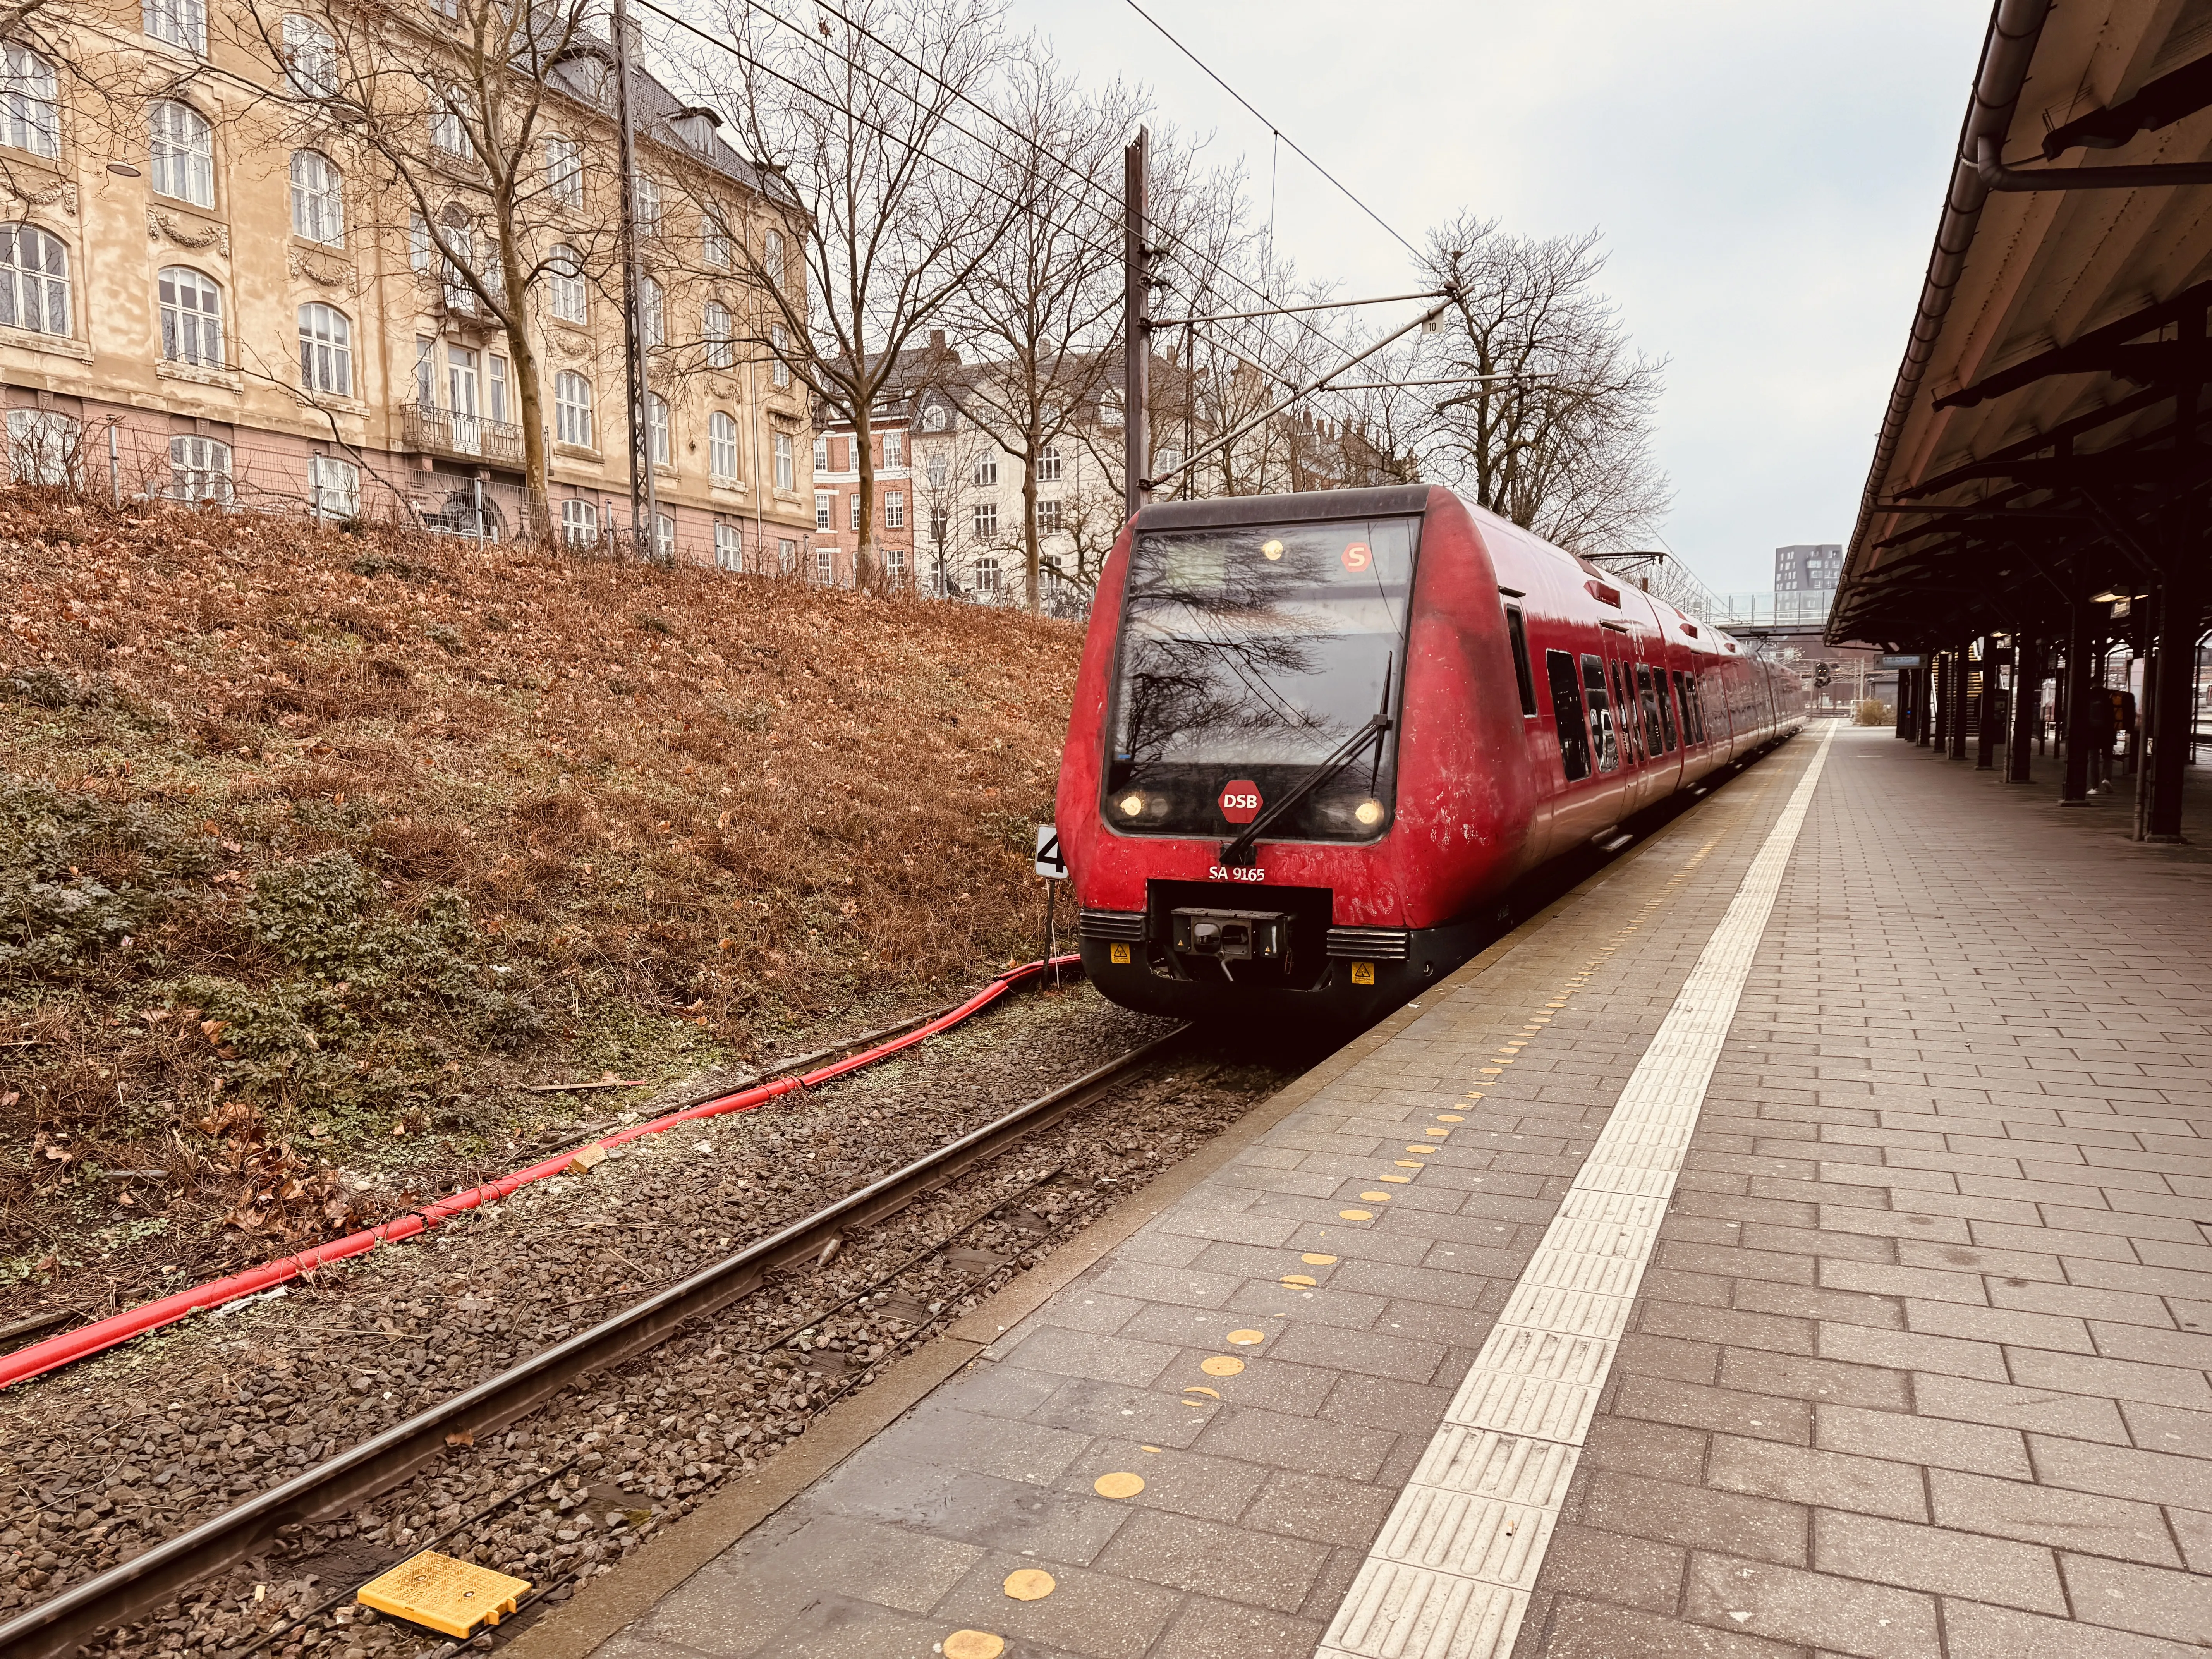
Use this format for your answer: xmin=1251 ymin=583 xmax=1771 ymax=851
xmin=1218 ymin=780 xmax=1263 ymax=824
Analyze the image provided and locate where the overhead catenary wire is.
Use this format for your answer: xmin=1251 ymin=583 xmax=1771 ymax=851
xmin=1116 ymin=0 xmax=1424 ymax=262
xmin=694 ymin=0 xmax=1397 ymax=392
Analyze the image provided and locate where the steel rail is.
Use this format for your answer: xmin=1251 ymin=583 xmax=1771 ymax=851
xmin=0 ymin=1030 xmax=1187 ymax=1659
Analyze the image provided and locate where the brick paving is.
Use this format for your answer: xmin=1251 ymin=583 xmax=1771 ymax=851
xmin=584 ymin=730 xmax=2212 ymax=1659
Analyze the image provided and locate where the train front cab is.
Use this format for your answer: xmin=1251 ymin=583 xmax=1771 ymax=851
xmin=1058 ymin=486 xmax=1540 ymax=1028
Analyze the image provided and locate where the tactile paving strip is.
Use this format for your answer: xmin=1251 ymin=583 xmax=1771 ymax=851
xmin=1319 ymin=725 xmax=1836 ymax=1659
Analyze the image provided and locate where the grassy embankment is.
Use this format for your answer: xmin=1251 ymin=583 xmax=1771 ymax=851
xmin=0 ymin=495 xmax=1083 ymax=1304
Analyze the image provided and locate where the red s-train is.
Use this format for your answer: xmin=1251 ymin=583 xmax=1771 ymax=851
xmin=1055 ymin=484 xmax=1805 ymax=1024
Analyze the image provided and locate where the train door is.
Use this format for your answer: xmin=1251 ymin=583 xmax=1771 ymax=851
xmin=1633 ymin=637 xmax=1681 ymax=795
xmin=1599 ymin=630 xmax=1652 ymax=814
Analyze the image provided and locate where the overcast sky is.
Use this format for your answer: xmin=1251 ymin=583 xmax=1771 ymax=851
xmin=1005 ymin=0 xmax=1990 ymax=595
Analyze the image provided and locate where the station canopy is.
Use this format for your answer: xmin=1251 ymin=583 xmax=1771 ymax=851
xmin=1831 ymin=0 xmax=2212 ymax=653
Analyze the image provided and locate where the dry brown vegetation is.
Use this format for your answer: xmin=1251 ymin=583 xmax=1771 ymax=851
xmin=0 ymin=493 xmax=1081 ymax=1306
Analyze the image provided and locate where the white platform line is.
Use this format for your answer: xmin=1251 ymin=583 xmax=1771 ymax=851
xmin=1318 ymin=725 xmax=1836 ymax=1659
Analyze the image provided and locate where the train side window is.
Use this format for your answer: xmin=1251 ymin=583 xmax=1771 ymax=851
xmin=1686 ymin=672 xmax=1707 ymax=743
xmin=1580 ymin=653 xmax=1618 ymax=773
xmin=1655 ymin=665 xmax=1679 ymax=749
xmin=1636 ymin=665 xmax=1666 ymax=754
xmin=1672 ymin=670 xmax=1697 ymax=744
xmin=1610 ymin=660 xmax=1638 ymax=761
xmin=1544 ymin=649 xmax=1590 ymax=780
xmin=1504 ymin=605 xmax=1538 ymax=716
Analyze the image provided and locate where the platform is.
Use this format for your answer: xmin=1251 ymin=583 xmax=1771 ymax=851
xmin=539 ymin=726 xmax=2212 ymax=1659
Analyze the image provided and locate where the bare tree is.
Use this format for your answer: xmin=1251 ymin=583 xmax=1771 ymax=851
xmin=943 ymin=41 xmax=1137 ymax=610
xmin=1415 ymin=213 xmax=1670 ymax=553
xmin=707 ymin=0 xmax=1010 ymax=588
xmin=229 ymin=0 xmax=628 ymax=541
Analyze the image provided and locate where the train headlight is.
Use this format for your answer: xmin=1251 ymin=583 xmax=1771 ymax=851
xmin=1354 ymin=798 xmax=1385 ymax=827
xmin=1117 ymin=792 xmax=1146 ymax=817
xmin=1261 ymin=539 xmax=1285 ymax=561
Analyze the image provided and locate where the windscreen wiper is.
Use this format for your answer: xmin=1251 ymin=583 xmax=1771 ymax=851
xmin=1218 ymin=711 xmax=1392 ymax=868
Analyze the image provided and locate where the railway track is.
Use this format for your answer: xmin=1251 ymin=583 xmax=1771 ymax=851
xmin=0 ymin=1018 xmax=1286 ymax=1659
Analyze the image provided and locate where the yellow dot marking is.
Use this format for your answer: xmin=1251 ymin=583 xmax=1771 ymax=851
xmin=1182 ymin=1399 xmax=1210 ymax=1407
xmin=1003 ymin=1569 xmax=1056 ymax=1601
xmin=1184 ymin=1384 xmax=1221 ymax=1397
xmin=1202 ymin=1353 xmax=1248 ymax=1374
xmin=1360 ymin=1191 xmax=1393 ymax=1202
xmin=1279 ymin=1273 xmax=1319 ymax=1287
xmin=1405 ymin=1146 xmax=1436 ymax=1154
xmin=1094 ymin=1472 xmax=1146 ymax=1499
xmin=1426 ymin=1129 xmax=1451 ymax=1138
xmin=944 ymin=1633 xmax=1005 ymax=1659
xmin=1438 ymin=1114 xmax=1464 ymax=1122
xmin=1378 ymin=1175 xmax=1411 ymax=1184
xmin=1479 ymin=1066 xmax=1503 ymax=1075
xmin=1227 ymin=1329 xmax=1266 ymax=1345
xmin=1339 ymin=1209 xmax=1373 ymax=1221
xmin=1141 ymin=1445 xmax=1162 ymax=1453
xmin=1395 ymin=1160 xmax=1425 ymax=1168
xmin=1302 ymin=1253 xmax=1337 ymax=1265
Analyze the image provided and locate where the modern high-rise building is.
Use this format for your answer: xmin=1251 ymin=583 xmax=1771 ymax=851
xmin=1774 ymin=543 xmax=1843 ymax=623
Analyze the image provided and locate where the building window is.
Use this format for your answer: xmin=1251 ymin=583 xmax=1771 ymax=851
xmin=713 ymin=519 xmax=741 ymax=570
xmin=647 ymin=392 xmax=670 ymax=466
xmin=813 ymin=435 xmax=829 ymax=472
xmin=814 ymin=491 xmax=832 ymax=531
xmin=709 ymin=410 xmax=738 ymax=482
xmin=640 ymin=274 xmax=664 ymax=347
xmin=0 ymin=224 xmax=68 ymax=336
xmin=435 ymin=215 xmax=474 ymax=313
xmin=884 ymin=546 xmax=907 ymax=584
xmin=0 ymin=48 xmax=60 ymax=158
xmin=884 ymin=490 xmax=905 ymax=529
xmin=634 ymin=173 xmax=662 ymax=231
xmin=546 ymin=243 xmax=587 ymax=324
xmin=655 ymin=511 xmax=674 ymax=559
xmin=777 ymin=536 xmax=796 ymax=574
xmin=489 ymin=354 xmax=508 ymax=422
xmin=149 ymin=101 xmax=213 ymax=206
xmin=309 ymin=453 xmax=359 ymax=518
xmin=815 ymin=544 xmax=834 ymax=583
xmin=543 ymin=134 xmax=582 ymax=208
xmin=771 ymin=323 xmax=792 ymax=389
xmin=763 ymin=228 xmax=785 ymax=288
xmin=973 ymin=501 xmax=996 ymax=538
xmin=702 ymin=213 xmax=730 ymax=270
xmin=922 ymin=403 xmax=950 ymax=432
xmin=974 ymin=454 xmax=997 ymax=486
xmin=773 ymin=431 xmax=792 ymax=490
xmin=883 ymin=429 xmax=903 ymax=467
xmin=289 ymin=150 xmax=344 ymax=245
xmin=560 ymin=498 xmax=598 ymax=547
xmin=281 ymin=15 xmax=337 ymax=95
xmin=144 ymin=0 xmax=205 ymax=52
xmin=925 ymin=453 xmax=947 ymax=488
xmin=974 ymin=553 xmax=1000 ymax=594
xmin=1036 ymin=497 xmax=1061 ymax=534
xmin=157 ymin=266 xmax=222 ymax=366
xmin=929 ymin=505 xmax=948 ymax=544
xmin=703 ymin=300 xmax=733 ymax=368
xmin=7 ymin=408 xmax=78 ymax=486
xmin=168 ymin=434 xmax=231 ymax=504
xmin=1036 ymin=446 xmax=1061 ymax=482
xmin=429 ymin=86 xmax=467 ymax=155
xmin=297 ymin=302 xmax=352 ymax=396
xmin=412 ymin=334 xmax=434 ymax=407
xmin=849 ymin=493 xmax=862 ymax=532
xmin=554 ymin=370 xmax=592 ymax=446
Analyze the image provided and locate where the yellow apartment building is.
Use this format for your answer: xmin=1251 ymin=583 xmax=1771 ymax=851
xmin=0 ymin=0 xmax=817 ymax=568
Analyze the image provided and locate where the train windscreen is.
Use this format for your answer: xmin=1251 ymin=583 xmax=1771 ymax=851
xmin=1103 ymin=514 xmax=1419 ymax=841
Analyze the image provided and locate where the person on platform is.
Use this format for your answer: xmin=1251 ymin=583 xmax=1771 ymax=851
xmin=2087 ymin=683 xmax=2116 ymax=791
xmin=2117 ymin=687 xmax=2138 ymax=776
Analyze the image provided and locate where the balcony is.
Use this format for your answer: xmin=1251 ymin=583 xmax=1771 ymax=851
xmin=402 ymin=405 xmax=525 ymax=467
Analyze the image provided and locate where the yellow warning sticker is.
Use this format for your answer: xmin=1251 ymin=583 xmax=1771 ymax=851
xmin=1109 ymin=942 xmax=1132 ymax=964
xmin=1350 ymin=961 xmax=1375 ymax=985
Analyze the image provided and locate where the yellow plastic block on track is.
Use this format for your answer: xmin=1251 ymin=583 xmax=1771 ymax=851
xmin=357 ymin=1551 xmax=532 ymax=1638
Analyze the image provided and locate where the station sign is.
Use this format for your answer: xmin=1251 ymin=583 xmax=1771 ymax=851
xmin=1877 ymin=654 xmax=1924 ymax=668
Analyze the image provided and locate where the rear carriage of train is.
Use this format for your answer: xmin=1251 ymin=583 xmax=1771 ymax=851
xmin=1058 ymin=484 xmax=1779 ymax=1024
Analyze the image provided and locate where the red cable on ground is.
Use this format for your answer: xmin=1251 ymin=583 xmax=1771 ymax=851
xmin=0 ymin=955 xmax=1082 ymax=1390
